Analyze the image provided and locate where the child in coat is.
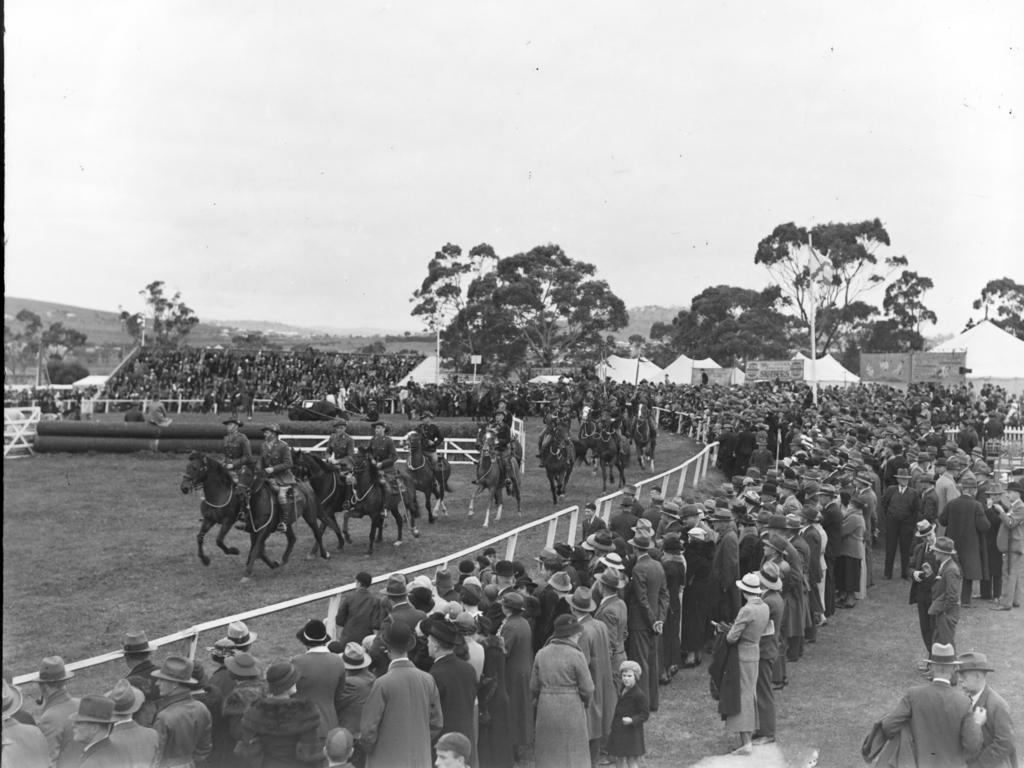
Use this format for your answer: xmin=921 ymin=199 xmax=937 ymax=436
xmin=606 ymin=660 xmax=649 ymax=768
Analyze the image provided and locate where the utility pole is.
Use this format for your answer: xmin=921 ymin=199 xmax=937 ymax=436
xmin=808 ymin=232 xmax=818 ymax=406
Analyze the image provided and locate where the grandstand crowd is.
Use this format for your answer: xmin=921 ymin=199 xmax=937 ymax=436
xmin=4 ymin=361 xmax=1022 ymax=766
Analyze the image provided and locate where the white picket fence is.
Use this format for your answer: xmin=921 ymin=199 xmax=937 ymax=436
xmin=943 ymin=427 xmax=1024 ymax=470
xmin=10 ymin=440 xmax=719 ymax=686
xmin=3 ymin=407 xmax=41 ymax=459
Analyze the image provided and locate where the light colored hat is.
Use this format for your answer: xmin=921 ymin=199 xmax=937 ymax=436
xmin=341 ymin=643 xmax=372 ymax=670
xmin=227 ymin=621 xmax=257 ymax=647
xmin=736 ymin=572 xmax=765 ymax=595
xmin=1 ymin=680 xmax=23 ymax=721
xmin=599 ymin=552 xmax=624 ymax=570
xmin=687 ymin=527 xmax=708 ymax=541
xmin=931 ymin=536 xmax=957 ymax=556
xmin=924 ymin=643 xmax=961 ymax=666
xmin=758 ymin=561 xmax=783 ymax=591
xmin=914 ymin=520 xmax=935 ymax=537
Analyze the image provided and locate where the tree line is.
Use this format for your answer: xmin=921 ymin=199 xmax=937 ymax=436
xmin=409 ymin=223 xmax=1023 ymax=375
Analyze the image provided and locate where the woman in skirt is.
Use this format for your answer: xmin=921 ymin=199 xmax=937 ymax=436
xmin=836 ymin=496 xmax=866 ymax=608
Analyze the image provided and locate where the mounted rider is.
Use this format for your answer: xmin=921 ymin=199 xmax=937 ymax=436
xmin=326 ymin=418 xmax=356 ymax=473
xmin=367 ymin=421 xmax=401 ymax=495
xmin=536 ymin=403 xmax=568 ymax=459
xmin=222 ymin=417 xmax=254 ymax=517
xmin=416 ymin=411 xmax=444 ymax=494
xmin=492 ymin=403 xmax=520 ymax=494
xmin=259 ymin=423 xmax=298 ymax=524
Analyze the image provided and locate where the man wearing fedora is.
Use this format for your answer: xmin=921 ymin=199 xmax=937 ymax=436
xmin=425 ymin=617 xmax=477 ymax=766
xmin=34 ymin=655 xmax=79 ymax=768
xmin=69 ymin=695 xmax=124 ymax=768
xmin=710 ymin=507 xmax=741 ymax=623
xmin=220 ymin=653 xmax=265 ymax=768
xmin=568 ymin=586 xmax=617 ymax=767
xmin=594 ymin=567 xmax=629 ymax=678
xmin=292 ymin=619 xmax=347 ymax=740
xmin=881 ymin=468 xmax=921 ymax=580
xmin=534 ymin=565 xmax=573 ymax=652
xmin=150 ymin=656 xmax=212 ymax=768
xmin=336 ymin=643 xmax=375 ymax=766
xmin=360 ymin=621 xmax=443 ymax=768
xmin=957 ymin=652 xmax=1018 ymax=768
xmin=939 ymin=475 xmax=991 ymax=607
xmin=122 ymin=631 xmax=160 ymax=728
xmin=625 ymin=533 xmax=667 ymax=713
xmin=2 ymin=678 xmax=49 ymax=767
xmin=106 ymin=679 xmax=159 ymax=768
xmin=929 ymin=537 xmax=964 ymax=649
xmin=880 ymin=643 xmax=984 ymax=768
xmin=910 ymin=520 xmax=940 ymax=660
xmin=993 ymin=480 xmax=1024 ymax=611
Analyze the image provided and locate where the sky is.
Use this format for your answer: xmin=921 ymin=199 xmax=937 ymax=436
xmin=4 ymin=1 xmax=1022 ymax=336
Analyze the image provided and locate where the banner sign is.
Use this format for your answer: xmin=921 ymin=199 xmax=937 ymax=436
xmin=746 ymin=360 xmax=804 ymax=382
xmin=530 ymin=366 xmax=575 ymax=377
xmin=910 ymin=352 xmax=966 ymax=384
xmin=860 ymin=353 xmax=912 ymax=384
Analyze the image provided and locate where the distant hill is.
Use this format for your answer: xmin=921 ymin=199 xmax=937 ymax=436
xmin=614 ymin=305 xmax=684 ymax=341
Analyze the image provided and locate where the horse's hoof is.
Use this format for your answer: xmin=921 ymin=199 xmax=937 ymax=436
xmin=323 ymin=552 xmax=331 ymax=560
xmin=412 ymin=528 xmax=420 ymax=538
xmin=225 ymin=547 xmax=240 ymax=556
xmin=482 ymin=522 xmax=489 ymax=529
xmin=305 ymin=553 xmax=314 ymax=561
xmin=200 ymin=557 xmax=211 ymax=567
xmin=394 ymin=540 xmax=403 ymax=547
xmin=240 ymin=576 xmax=251 ymax=583
xmin=269 ymin=561 xmax=280 ymax=569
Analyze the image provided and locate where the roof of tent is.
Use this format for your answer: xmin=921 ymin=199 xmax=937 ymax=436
xmin=601 ymin=355 xmax=665 ymax=383
xmin=662 ymin=354 xmax=695 ymax=384
xmin=72 ymin=374 xmax=110 ymax=389
xmin=931 ymin=320 xmax=1024 ymax=380
xmin=792 ymin=352 xmax=860 ymax=384
xmin=693 ymin=358 xmax=721 ymax=369
xmin=397 ymin=355 xmax=443 ymax=387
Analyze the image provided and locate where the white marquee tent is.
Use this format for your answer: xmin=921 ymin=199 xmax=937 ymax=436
xmin=397 ymin=355 xmax=445 ymax=386
xmin=792 ymin=352 xmax=860 ymax=386
xmin=662 ymin=354 xmax=722 ymax=384
xmin=601 ymin=355 xmax=665 ymax=384
xmin=931 ymin=320 xmax=1024 ymax=395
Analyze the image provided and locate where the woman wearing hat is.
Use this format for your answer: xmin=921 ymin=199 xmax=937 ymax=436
xmin=680 ymin=526 xmax=716 ymax=669
xmin=235 ymin=661 xmax=322 ymax=767
xmin=530 ymin=615 xmax=595 ymax=768
xmin=497 ymin=591 xmax=535 ymax=758
xmin=221 ymin=654 xmax=266 ymax=768
xmin=659 ymin=535 xmax=687 ymax=683
xmin=836 ymin=496 xmax=866 ymax=609
xmin=475 ymin=616 xmax=514 ymax=768
xmin=723 ymin=573 xmax=771 ymax=755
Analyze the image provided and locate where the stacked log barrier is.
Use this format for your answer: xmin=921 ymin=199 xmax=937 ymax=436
xmin=33 ymin=420 xmax=485 ymax=454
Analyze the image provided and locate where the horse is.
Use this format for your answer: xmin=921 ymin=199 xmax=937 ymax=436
xmin=289 ymin=449 xmax=349 ymax=557
xmin=347 ymin=447 xmax=418 ymax=555
xmin=400 ymin=431 xmax=452 ymax=524
xmin=629 ymin=403 xmax=658 ymax=471
xmin=576 ymin=404 xmax=600 ymax=466
xmin=540 ymin=425 xmax=576 ymax=504
xmin=180 ymin=451 xmax=327 ymax=581
xmin=596 ymin=427 xmax=628 ymax=492
xmin=469 ymin=426 xmax=521 ymax=527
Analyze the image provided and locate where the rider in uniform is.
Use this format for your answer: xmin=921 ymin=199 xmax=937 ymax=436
xmin=260 ymin=423 xmax=297 ymax=525
xmin=367 ymin=421 xmax=400 ymax=494
xmin=326 ymin=418 xmax=356 ymax=508
xmin=416 ymin=411 xmax=444 ymax=495
xmin=222 ymin=417 xmax=254 ymax=521
xmin=492 ymin=405 xmax=519 ymax=495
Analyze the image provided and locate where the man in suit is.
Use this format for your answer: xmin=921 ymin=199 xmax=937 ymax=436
xmin=625 ymin=533 xmax=668 ymax=712
xmin=939 ymin=476 xmax=991 ymax=606
xmin=957 ymin=651 xmax=1018 ymax=768
xmin=34 ymin=656 xmax=79 ymax=768
xmin=993 ymin=480 xmax=1024 ymax=611
xmin=936 ymin=458 xmax=962 ymax=521
xmin=929 ymin=537 xmax=963 ymax=649
xmin=335 ymin=572 xmax=385 ymax=646
xmin=292 ymin=620 xmax=347 ymax=740
xmin=881 ymin=468 xmax=921 ymax=579
xmin=1 ymin=679 xmax=49 ymax=767
xmin=105 ymin=680 xmax=159 ymax=768
xmin=880 ymin=643 xmax=984 ymax=768
xmin=121 ymin=631 xmax=160 ymax=727
xmin=360 ymin=621 xmax=443 ymax=768
xmin=425 ymin=618 xmax=477 ymax=765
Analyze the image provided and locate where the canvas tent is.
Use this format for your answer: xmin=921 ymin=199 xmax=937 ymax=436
xmin=662 ymin=354 xmax=722 ymax=384
xmin=600 ymin=355 xmax=665 ymax=384
xmin=931 ymin=320 xmax=1024 ymax=395
xmin=397 ymin=355 xmax=445 ymax=386
xmin=792 ymin=352 xmax=860 ymax=386
xmin=72 ymin=374 xmax=110 ymax=390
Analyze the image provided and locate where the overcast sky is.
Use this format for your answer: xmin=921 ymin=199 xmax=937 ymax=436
xmin=5 ymin=1 xmax=1021 ymax=336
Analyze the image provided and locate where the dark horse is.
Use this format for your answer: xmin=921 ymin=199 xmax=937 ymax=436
xmin=290 ymin=449 xmax=349 ymax=556
xmin=181 ymin=451 xmax=327 ymax=581
xmin=596 ymin=427 xmax=628 ymax=492
xmin=401 ymin=431 xmax=453 ymax=524
xmin=469 ymin=426 xmax=521 ymax=527
xmin=576 ymin=403 xmax=599 ymax=466
xmin=348 ymin=447 xmax=418 ymax=555
xmin=540 ymin=425 xmax=576 ymax=504
xmin=626 ymin=404 xmax=657 ymax=471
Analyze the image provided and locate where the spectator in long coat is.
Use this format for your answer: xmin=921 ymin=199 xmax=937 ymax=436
xmin=530 ymin=615 xmax=595 ymax=768
xmin=425 ymin=619 xmax=478 ymax=766
xmin=709 ymin=511 xmax=741 ymax=622
xmin=909 ymin=521 xmax=940 ymax=659
xmin=234 ymin=661 xmax=322 ymax=768
xmin=34 ymin=656 xmax=79 ymax=768
xmin=593 ymin=568 xmax=629 ymax=677
xmin=680 ymin=529 xmax=716 ymax=668
xmin=360 ymin=622 xmax=443 ymax=768
xmin=625 ymin=534 xmax=668 ymax=712
xmin=1 ymin=679 xmax=49 ymax=768
xmin=938 ymin=477 xmax=991 ymax=606
xmin=291 ymin=620 xmax=347 ymax=739
xmin=220 ymin=653 xmax=266 ymax=768
xmin=928 ymin=538 xmax=963 ymax=649
xmin=475 ymin=618 xmax=513 ymax=768
xmin=568 ymin=588 xmax=617 ymax=765
xmin=605 ymin=661 xmax=649 ymax=767
xmin=659 ymin=535 xmax=687 ymax=682
xmin=497 ymin=592 xmax=534 ymax=755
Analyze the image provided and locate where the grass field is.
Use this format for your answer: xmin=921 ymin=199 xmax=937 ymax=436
xmin=4 ymin=419 xmax=1022 ymax=766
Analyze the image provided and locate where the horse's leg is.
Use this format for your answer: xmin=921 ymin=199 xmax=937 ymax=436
xmin=548 ymin=472 xmax=559 ymax=505
xmin=392 ymin=504 xmax=404 ymax=546
xmin=324 ymin=508 xmax=345 ymax=551
xmin=341 ymin=508 xmax=354 ymax=545
xmin=367 ymin=516 xmax=377 ymax=557
xmin=493 ymin=482 xmax=503 ymax=524
xmin=304 ymin=502 xmax=330 ymax=560
xmin=281 ymin=522 xmax=297 ymax=566
xmin=197 ymin=517 xmax=215 ymax=567
xmin=215 ymin=507 xmax=240 ymax=557
xmin=481 ymin=487 xmax=491 ymax=528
